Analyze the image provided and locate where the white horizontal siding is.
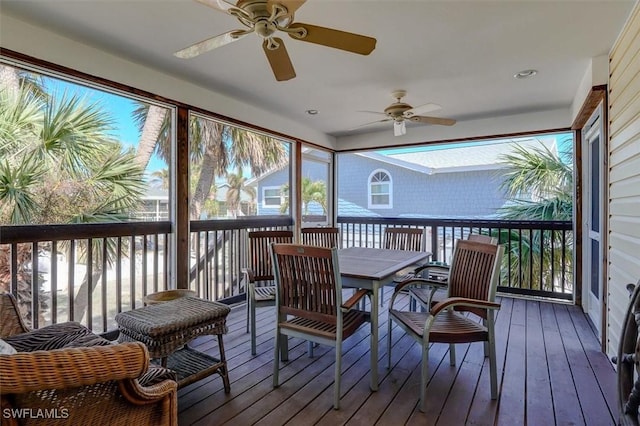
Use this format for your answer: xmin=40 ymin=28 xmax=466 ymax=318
xmin=607 ymin=1 xmax=640 ymax=358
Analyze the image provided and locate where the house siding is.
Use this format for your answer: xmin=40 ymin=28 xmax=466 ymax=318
xmin=337 ymin=154 xmax=506 ymax=218
xmin=255 ymin=160 xmax=327 ymax=215
xmin=608 ymin=1 xmax=640 ymax=357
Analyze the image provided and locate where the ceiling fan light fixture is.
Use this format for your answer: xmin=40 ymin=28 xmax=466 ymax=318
xmin=514 ymin=69 xmax=538 ymax=79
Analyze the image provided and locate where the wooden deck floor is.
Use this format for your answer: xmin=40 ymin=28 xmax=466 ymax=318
xmin=177 ymin=291 xmax=617 ymax=425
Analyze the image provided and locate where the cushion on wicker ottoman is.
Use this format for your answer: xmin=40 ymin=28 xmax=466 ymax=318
xmin=115 ymin=296 xmax=230 ymax=358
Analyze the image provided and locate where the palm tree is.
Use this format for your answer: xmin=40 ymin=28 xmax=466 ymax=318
xmin=226 ymin=170 xmax=256 ymax=218
xmin=280 ymin=177 xmax=327 ymax=215
xmin=150 ymin=168 xmax=170 ymax=190
xmin=0 ymin=76 xmax=146 ymax=324
xmin=497 ymin=140 xmax=573 ymax=292
xmin=133 ymin=108 xmax=287 ymax=220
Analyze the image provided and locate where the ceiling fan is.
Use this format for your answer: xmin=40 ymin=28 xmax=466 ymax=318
xmin=174 ymin=0 xmax=377 ymax=81
xmin=357 ymin=90 xmax=456 ymax=136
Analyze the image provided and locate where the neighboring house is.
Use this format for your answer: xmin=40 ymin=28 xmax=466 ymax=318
xmin=132 ymin=187 xmax=170 ymax=221
xmin=252 ymin=137 xmax=559 ymax=219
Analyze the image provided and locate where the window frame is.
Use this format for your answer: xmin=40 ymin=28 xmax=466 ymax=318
xmin=368 ymin=169 xmax=393 ymax=209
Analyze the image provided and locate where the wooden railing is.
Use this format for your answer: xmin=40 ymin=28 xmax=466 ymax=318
xmin=0 ymin=218 xmax=293 ymax=333
xmin=1 ymin=215 xmax=571 ymax=333
xmin=0 ymin=222 xmax=171 ymax=332
xmin=189 ymin=216 xmax=294 ymax=304
xmin=338 ymin=216 xmax=574 ymax=300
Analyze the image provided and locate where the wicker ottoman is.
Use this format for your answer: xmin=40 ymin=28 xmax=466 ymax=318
xmin=115 ymin=296 xmax=231 ymax=391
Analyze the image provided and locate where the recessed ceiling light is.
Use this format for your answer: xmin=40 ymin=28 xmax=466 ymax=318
xmin=305 ymin=109 xmax=319 ymax=115
xmin=514 ymin=69 xmax=538 ymax=79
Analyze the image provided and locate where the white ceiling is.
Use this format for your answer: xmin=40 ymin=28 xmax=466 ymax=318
xmin=1 ymin=0 xmax=635 ymax=143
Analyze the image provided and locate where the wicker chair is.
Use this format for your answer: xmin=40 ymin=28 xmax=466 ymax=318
xmin=0 ymin=293 xmax=177 ymax=426
xmin=408 ymin=233 xmax=497 ymax=311
xmin=387 ymin=239 xmax=504 ymax=412
xmin=244 ymin=230 xmax=294 ymax=355
xmin=300 ymin=227 xmax=340 ymax=248
xmin=270 ymin=243 xmax=372 ymax=410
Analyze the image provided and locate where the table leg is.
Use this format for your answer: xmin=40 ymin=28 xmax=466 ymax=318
xmin=370 ymin=282 xmax=379 ymax=391
xmin=217 ymin=334 xmax=231 ymax=393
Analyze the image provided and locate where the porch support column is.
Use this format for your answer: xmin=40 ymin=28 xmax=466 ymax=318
xmin=176 ymin=106 xmax=190 ymax=289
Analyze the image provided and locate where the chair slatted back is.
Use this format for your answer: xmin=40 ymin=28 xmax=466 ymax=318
xmin=300 ymin=227 xmax=340 ymax=248
xmin=468 ymin=234 xmax=498 ymax=244
xmin=383 ymin=228 xmax=423 ymax=251
xmin=271 ymin=244 xmax=341 ymax=325
xmin=447 ymin=239 xmax=503 ymax=319
xmin=248 ymin=230 xmax=293 ymax=281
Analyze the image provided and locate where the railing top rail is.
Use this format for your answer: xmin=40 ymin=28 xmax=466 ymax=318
xmin=0 ymin=221 xmax=172 ymax=244
xmin=337 ymin=216 xmax=572 ymax=230
xmin=190 ymin=216 xmax=294 ymax=232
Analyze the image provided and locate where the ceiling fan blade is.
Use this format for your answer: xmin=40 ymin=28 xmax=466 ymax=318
xmin=394 ymin=121 xmax=406 ymax=136
xmin=194 ymin=0 xmax=236 ymax=13
xmin=405 ymin=103 xmax=441 ymax=117
xmin=410 ymin=116 xmax=457 ymax=126
xmin=349 ymin=118 xmax=392 ymax=131
xmin=267 ymin=0 xmax=306 ymax=16
xmin=358 ymin=110 xmax=388 ymax=117
xmin=289 ymin=23 xmax=376 ymax=55
xmin=263 ymin=38 xmax=296 ymax=81
xmin=174 ymin=30 xmax=247 ymax=58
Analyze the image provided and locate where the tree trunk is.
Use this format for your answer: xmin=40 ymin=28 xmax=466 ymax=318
xmin=135 ymin=105 xmax=166 ymax=170
xmin=190 ymin=144 xmax=218 ymax=221
xmin=0 ymin=65 xmax=20 ymax=96
xmin=72 ymin=268 xmax=104 ymax=325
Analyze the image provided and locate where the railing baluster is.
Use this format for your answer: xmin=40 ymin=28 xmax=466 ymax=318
xmin=116 ymin=237 xmax=122 ymax=313
xmin=153 ymin=234 xmax=159 ymax=293
xmin=51 ymin=242 xmax=58 ymax=324
xmin=102 ymin=237 xmax=108 ymax=332
xmin=31 ymin=241 xmax=39 ymax=329
xmin=86 ymin=238 xmax=93 ymax=330
xmin=68 ymin=240 xmax=75 ymax=322
xmin=130 ymin=235 xmax=135 ymax=309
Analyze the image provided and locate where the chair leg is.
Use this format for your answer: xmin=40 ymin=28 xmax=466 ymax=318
xmin=334 ymin=341 xmax=342 ymax=410
xmin=249 ymin=286 xmax=257 ymax=356
xmin=307 ymin=341 xmax=314 ymax=357
xmin=483 ymin=319 xmax=489 ymax=356
xmin=488 ymin=318 xmax=499 ymax=399
xmin=387 ymin=316 xmax=393 ymax=369
xmin=449 ymin=343 xmax=456 ymax=366
xmin=272 ymin=326 xmax=280 ymax=388
xmin=420 ymin=341 xmax=429 ymax=413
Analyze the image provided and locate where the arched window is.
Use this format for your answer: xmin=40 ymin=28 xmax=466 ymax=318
xmin=368 ymin=169 xmax=392 ymax=209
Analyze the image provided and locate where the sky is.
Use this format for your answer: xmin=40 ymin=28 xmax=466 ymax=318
xmin=44 ymin=78 xmax=167 ymax=174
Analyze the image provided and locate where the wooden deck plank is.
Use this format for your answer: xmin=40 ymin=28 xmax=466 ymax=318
xmin=540 ymin=301 xmax=586 ymax=425
xmin=554 ymin=303 xmax=616 ymax=425
xmin=496 ymin=298 xmax=526 ymax=425
xmin=176 ymin=296 xmax=616 ymax=426
xmin=524 ymin=301 xmax=555 ymax=426
xmin=569 ymin=304 xmax=617 ymax=415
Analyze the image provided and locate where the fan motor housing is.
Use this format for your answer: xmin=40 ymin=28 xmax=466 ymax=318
xmin=384 ymin=102 xmax=412 ymax=120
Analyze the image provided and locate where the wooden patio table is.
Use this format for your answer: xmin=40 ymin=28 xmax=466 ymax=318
xmin=337 ymin=247 xmax=431 ymax=390
xmin=279 ymin=247 xmax=430 ymax=392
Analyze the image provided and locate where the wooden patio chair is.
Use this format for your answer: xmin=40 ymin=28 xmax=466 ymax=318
xmin=300 ymin=227 xmax=340 ymax=248
xmin=387 ymin=239 xmax=504 ymax=412
xmin=383 ymin=227 xmax=423 ymax=251
xmin=270 ymin=243 xmax=372 ymax=410
xmin=408 ymin=233 xmax=498 ymax=311
xmin=382 ymin=227 xmax=425 ymax=305
xmin=243 ymin=230 xmax=293 ymax=356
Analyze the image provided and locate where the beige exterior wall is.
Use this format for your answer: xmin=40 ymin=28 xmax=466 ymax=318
xmin=607 ymin=2 xmax=640 ymax=357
